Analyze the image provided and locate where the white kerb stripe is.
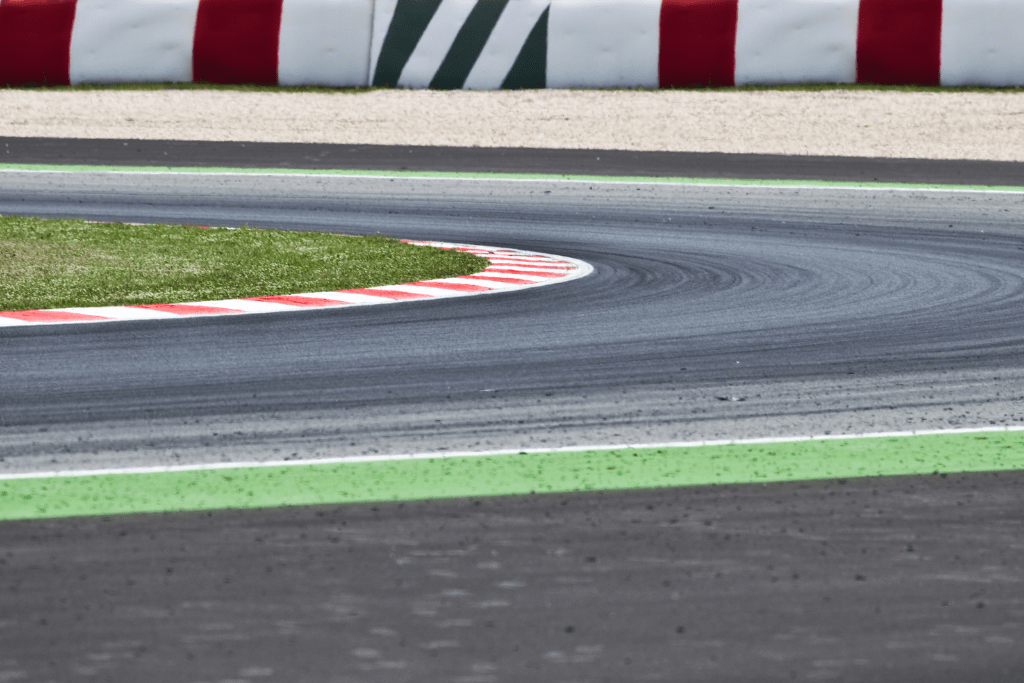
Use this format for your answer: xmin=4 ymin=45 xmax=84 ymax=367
xmin=69 ymin=0 xmax=199 ymax=84
xmin=184 ymin=299 xmax=298 ymax=313
xmin=463 ymin=0 xmax=549 ymax=90
xmin=442 ymin=276 xmax=523 ymax=290
xmin=278 ymin=0 xmax=374 ymax=86
xmin=480 ymin=271 xmax=552 ymax=282
xmin=941 ymin=0 xmax=1024 ymax=86
xmin=284 ymin=291 xmax=358 ymax=302
xmin=318 ymin=291 xmax=404 ymax=304
xmin=397 ymin=0 xmax=478 ymax=88
xmin=734 ymin=0 xmax=858 ymax=86
xmin=546 ymin=0 xmax=660 ymax=89
xmin=487 ymin=261 xmax=570 ymax=270
xmin=58 ymin=306 xmax=179 ymax=320
xmin=374 ymin=284 xmax=468 ymax=297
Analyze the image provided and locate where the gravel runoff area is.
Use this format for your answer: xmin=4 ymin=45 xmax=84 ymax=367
xmin=2 ymin=88 xmax=1024 ymax=161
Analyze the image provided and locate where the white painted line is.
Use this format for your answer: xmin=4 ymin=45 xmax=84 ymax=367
xmin=3 ymin=425 xmax=1021 ymax=481
xmin=2 ymin=168 xmax=1022 ymax=195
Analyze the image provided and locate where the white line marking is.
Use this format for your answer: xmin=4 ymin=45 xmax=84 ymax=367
xmin=2 ymin=168 xmax=1022 ymax=194
xmin=3 ymin=425 xmax=1021 ymax=481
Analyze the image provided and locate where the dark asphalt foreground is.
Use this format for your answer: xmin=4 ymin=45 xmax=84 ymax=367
xmin=2 ymin=142 xmax=1024 ymax=681
xmin=3 ymin=472 xmax=1023 ymax=682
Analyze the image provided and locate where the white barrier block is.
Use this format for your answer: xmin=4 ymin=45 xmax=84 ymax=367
xmin=734 ymin=0 xmax=858 ymax=85
xmin=279 ymin=0 xmax=374 ymax=86
xmin=69 ymin=0 xmax=200 ymax=84
xmin=547 ymin=0 xmax=660 ymax=89
xmin=463 ymin=0 xmax=549 ymax=90
xmin=397 ymin=0 xmax=477 ymax=88
xmin=941 ymin=0 xmax=1024 ymax=86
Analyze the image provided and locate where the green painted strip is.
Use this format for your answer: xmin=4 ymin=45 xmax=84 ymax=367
xmin=502 ymin=5 xmax=547 ymax=89
xmin=2 ymin=431 xmax=1023 ymax=521
xmin=3 ymin=162 xmax=1023 ymax=192
xmin=431 ymin=0 xmax=510 ymax=89
xmin=372 ymin=0 xmax=444 ymax=87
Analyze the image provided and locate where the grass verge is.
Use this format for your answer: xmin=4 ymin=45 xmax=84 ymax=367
xmin=2 ymin=431 xmax=1022 ymax=521
xmin=0 ymin=215 xmax=488 ymax=311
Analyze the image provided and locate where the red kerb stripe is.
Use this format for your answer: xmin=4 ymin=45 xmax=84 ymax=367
xmin=193 ymin=0 xmax=283 ymax=85
xmin=485 ymin=268 xmax=560 ymax=277
xmin=0 ymin=0 xmax=76 ymax=86
xmin=410 ymin=281 xmax=492 ymax=292
xmin=464 ymin=275 xmax=536 ymax=285
xmin=857 ymin=0 xmax=942 ymax=86
xmin=244 ymin=295 xmax=349 ymax=307
xmin=0 ymin=310 xmax=107 ymax=322
xmin=659 ymin=0 xmax=738 ymax=88
xmin=130 ymin=304 xmax=243 ymax=315
xmin=335 ymin=289 xmax=430 ymax=300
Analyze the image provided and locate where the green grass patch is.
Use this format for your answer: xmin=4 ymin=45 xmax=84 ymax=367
xmin=2 ymin=431 xmax=1022 ymax=521
xmin=0 ymin=215 xmax=488 ymax=311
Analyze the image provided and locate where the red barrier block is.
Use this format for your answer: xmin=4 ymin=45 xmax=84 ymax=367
xmin=0 ymin=0 xmax=76 ymax=86
xmin=659 ymin=0 xmax=738 ymax=88
xmin=857 ymin=0 xmax=942 ymax=85
xmin=193 ymin=0 xmax=283 ymax=85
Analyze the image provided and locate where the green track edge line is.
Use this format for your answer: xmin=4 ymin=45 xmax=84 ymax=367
xmin=2 ymin=162 xmax=1024 ymax=193
xmin=3 ymin=431 xmax=1023 ymax=521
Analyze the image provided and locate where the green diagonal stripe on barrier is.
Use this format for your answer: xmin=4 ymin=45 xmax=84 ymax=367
xmin=372 ymin=0 xmax=445 ymax=87
xmin=431 ymin=0 xmax=511 ymax=89
xmin=502 ymin=4 xmax=547 ymax=90
xmin=2 ymin=431 xmax=1023 ymax=521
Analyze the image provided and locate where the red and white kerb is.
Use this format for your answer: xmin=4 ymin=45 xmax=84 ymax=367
xmin=0 ymin=239 xmax=592 ymax=327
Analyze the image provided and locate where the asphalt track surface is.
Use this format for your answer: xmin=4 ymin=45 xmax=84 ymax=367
xmin=2 ymin=141 xmax=1024 ymax=681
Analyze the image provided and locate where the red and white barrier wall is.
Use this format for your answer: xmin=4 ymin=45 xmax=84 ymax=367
xmin=0 ymin=0 xmax=372 ymax=86
xmin=2 ymin=0 xmax=1024 ymax=88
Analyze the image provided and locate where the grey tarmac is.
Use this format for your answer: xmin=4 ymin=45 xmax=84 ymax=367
xmin=2 ymin=471 xmax=1023 ymax=683
xmin=1 ymin=144 xmax=1023 ymax=681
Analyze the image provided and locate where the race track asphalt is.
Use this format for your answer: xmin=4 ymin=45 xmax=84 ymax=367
xmin=1 ymin=141 xmax=1023 ymax=681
